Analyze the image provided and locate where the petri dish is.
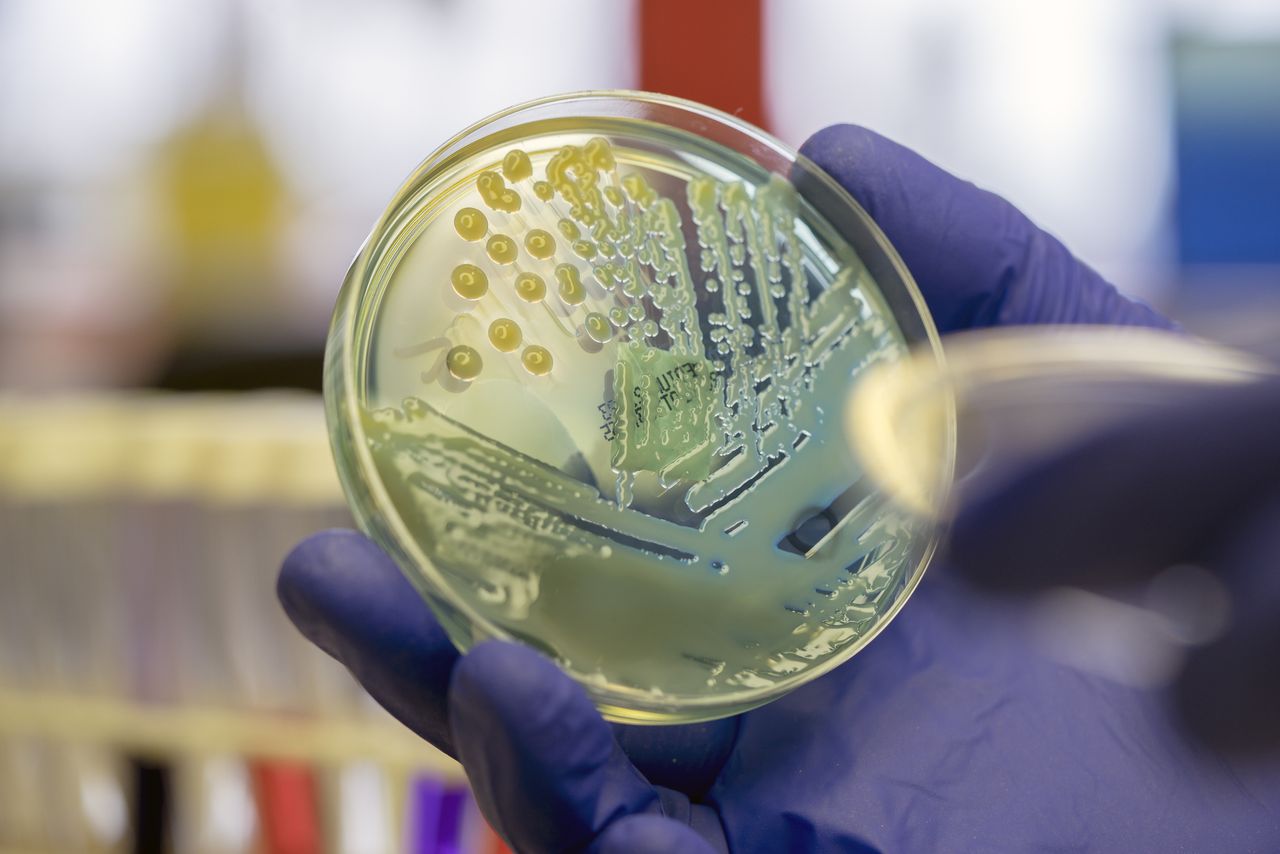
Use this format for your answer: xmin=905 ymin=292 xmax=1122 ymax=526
xmin=847 ymin=325 xmax=1277 ymax=521
xmin=325 ymin=91 xmax=949 ymax=723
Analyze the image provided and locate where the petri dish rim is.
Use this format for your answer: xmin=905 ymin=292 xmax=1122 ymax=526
xmin=325 ymin=89 xmax=954 ymax=724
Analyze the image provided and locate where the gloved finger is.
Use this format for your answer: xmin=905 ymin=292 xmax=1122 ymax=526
xmin=587 ymin=814 xmax=720 ymax=854
xmin=449 ymin=641 xmax=676 ymax=854
xmin=949 ymin=376 xmax=1280 ymax=590
xmin=611 ymin=717 xmax=738 ymax=799
xmin=1174 ymin=495 xmax=1280 ymax=755
xmin=798 ymin=124 xmax=1172 ymax=333
xmin=278 ymin=529 xmax=459 ymax=755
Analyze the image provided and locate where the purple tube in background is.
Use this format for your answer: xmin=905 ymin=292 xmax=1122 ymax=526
xmin=407 ymin=776 xmax=469 ymax=854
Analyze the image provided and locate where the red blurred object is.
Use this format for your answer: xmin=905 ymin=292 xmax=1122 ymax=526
xmin=252 ymin=761 xmax=322 ymax=854
xmin=638 ymin=0 xmax=768 ymax=130
xmin=482 ymin=822 xmax=514 ymax=854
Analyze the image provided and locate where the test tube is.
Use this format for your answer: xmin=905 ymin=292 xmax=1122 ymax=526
xmin=1 ymin=398 xmax=133 ymax=852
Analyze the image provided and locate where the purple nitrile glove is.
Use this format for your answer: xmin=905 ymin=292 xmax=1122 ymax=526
xmin=800 ymin=125 xmax=1173 ymax=333
xmin=279 ymin=126 xmax=1279 ymax=852
xmin=948 ymin=373 xmax=1280 ymax=756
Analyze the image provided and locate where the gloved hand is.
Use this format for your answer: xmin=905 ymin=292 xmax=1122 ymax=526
xmin=949 ymin=372 xmax=1280 ymax=756
xmin=279 ymin=125 xmax=1280 ymax=852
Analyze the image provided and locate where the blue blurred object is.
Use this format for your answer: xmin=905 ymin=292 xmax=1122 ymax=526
xmin=1174 ymin=39 xmax=1280 ymax=267
xmin=278 ymin=126 xmax=1279 ymax=852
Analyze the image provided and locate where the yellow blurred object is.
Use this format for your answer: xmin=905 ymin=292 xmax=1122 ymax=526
xmin=152 ymin=89 xmax=288 ymax=345
xmin=0 ymin=394 xmax=340 ymax=502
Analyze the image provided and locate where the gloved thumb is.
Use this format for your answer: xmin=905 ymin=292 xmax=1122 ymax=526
xmin=799 ymin=124 xmax=1172 ymax=332
xmin=949 ymin=376 xmax=1280 ymax=590
xmin=449 ymin=642 xmax=702 ymax=853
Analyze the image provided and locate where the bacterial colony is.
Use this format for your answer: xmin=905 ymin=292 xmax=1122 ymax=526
xmin=358 ymin=125 xmax=927 ymax=708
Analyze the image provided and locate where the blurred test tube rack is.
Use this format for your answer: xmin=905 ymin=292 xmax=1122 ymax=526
xmin=0 ymin=393 xmax=504 ymax=854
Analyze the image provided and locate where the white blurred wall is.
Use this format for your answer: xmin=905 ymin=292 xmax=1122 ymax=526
xmin=0 ymin=0 xmax=637 ymax=385
xmin=1 ymin=0 xmax=1277 ymax=387
xmin=766 ymin=0 xmax=1280 ymax=302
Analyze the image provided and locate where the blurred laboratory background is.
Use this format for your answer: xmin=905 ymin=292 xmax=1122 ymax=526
xmin=0 ymin=0 xmax=1277 ymax=852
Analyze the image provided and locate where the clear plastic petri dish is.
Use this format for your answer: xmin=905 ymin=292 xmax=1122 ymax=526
xmin=325 ymin=91 xmax=950 ymax=723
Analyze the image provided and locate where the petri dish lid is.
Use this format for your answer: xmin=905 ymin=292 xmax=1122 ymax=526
xmin=846 ymin=325 xmax=1278 ymax=521
xmin=325 ymin=91 xmax=950 ymax=723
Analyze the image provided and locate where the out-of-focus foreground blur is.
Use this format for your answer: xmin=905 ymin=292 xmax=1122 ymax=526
xmin=0 ymin=1 xmax=1277 ymax=852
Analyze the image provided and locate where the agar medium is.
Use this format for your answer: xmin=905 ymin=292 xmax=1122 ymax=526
xmin=324 ymin=92 xmax=949 ymax=723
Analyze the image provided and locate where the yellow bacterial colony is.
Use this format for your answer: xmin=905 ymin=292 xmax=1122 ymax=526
xmin=440 ymin=137 xmax=713 ymax=382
